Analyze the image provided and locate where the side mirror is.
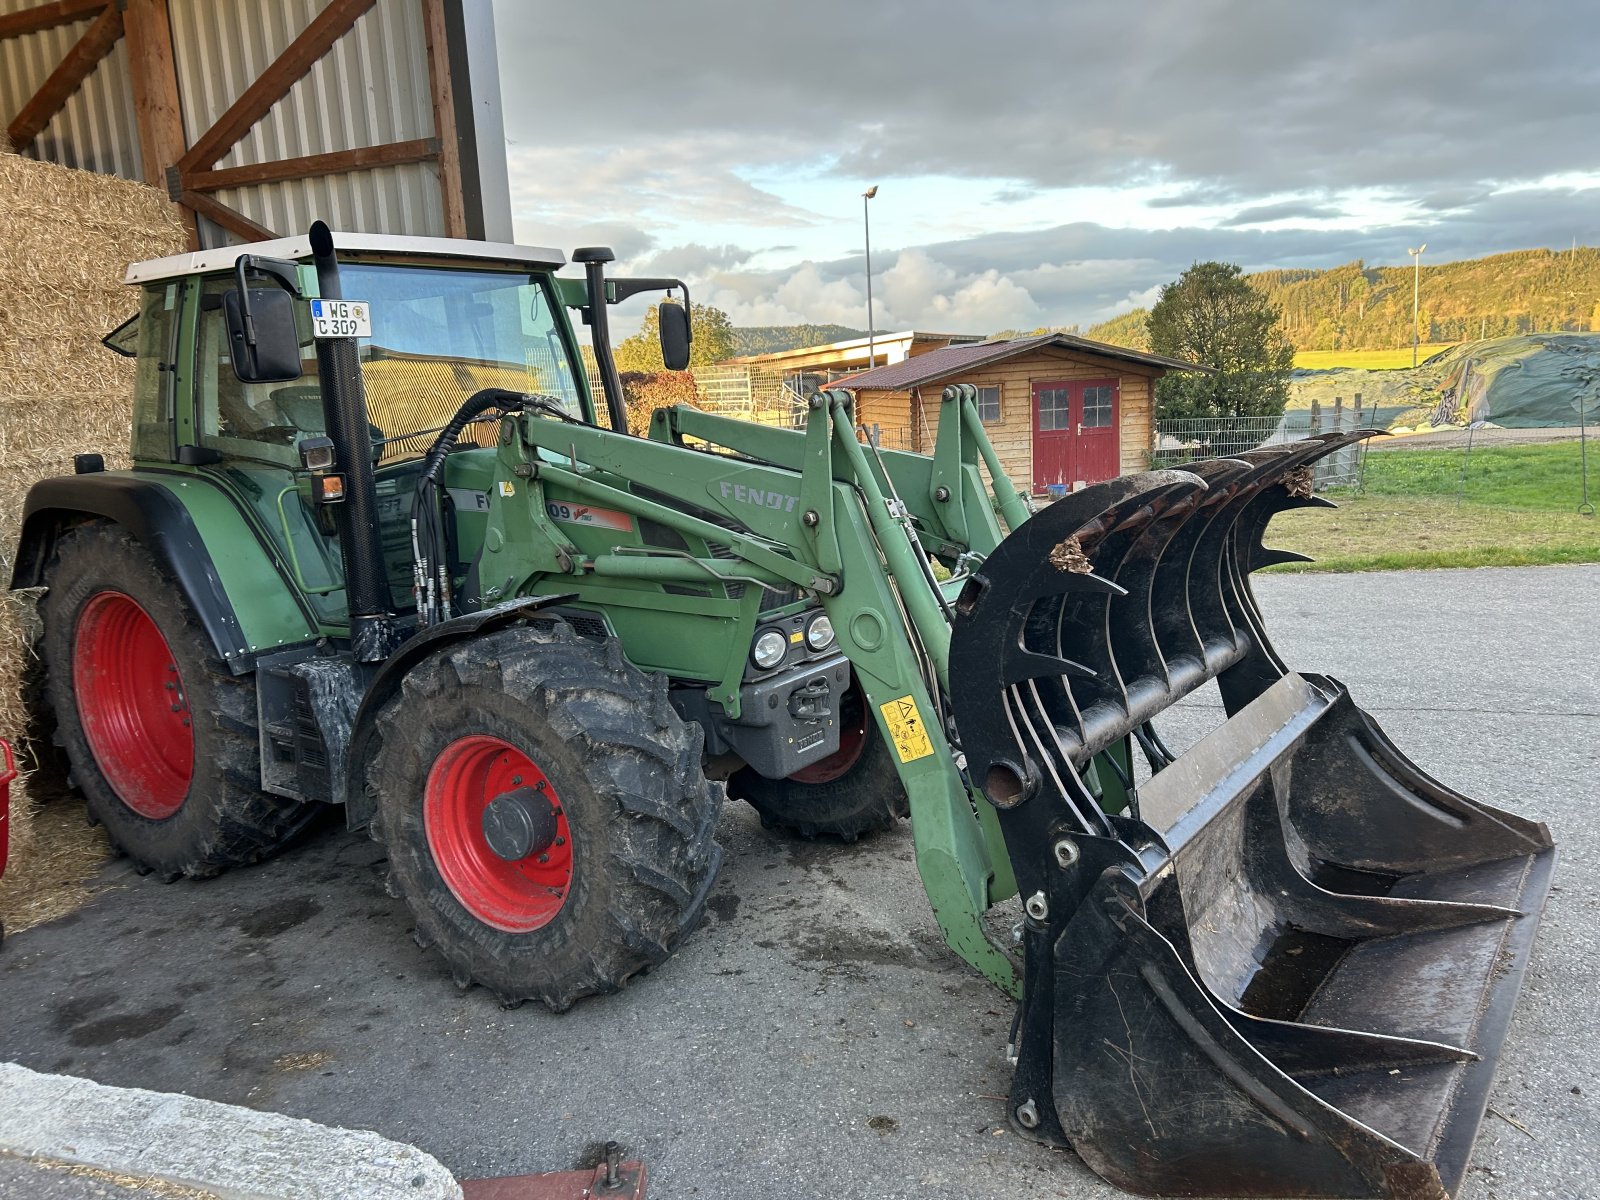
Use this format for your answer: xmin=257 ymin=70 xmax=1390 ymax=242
xmin=223 ymin=288 xmax=301 ymax=383
xmin=659 ymin=301 xmax=692 ymax=372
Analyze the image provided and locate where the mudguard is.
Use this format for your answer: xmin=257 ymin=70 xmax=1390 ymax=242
xmin=10 ymin=472 xmax=314 ymax=673
xmin=341 ymin=594 xmax=575 ymax=827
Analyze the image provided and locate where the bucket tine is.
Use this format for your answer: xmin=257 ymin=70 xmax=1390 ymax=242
xmin=949 ymin=435 xmax=1555 ymax=1199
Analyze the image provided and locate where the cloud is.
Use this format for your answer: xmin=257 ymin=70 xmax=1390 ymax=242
xmin=670 ymin=183 xmax=1600 ymax=334
xmin=490 ymin=1 xmax=1600 ymax=336
xmin=494 ymin=0 xmax=1600 ymax=201
xmin=503 ymin=138 xmax=823 ymax=249
xmin=1220 ymin=201 xmax=1346 ymax=227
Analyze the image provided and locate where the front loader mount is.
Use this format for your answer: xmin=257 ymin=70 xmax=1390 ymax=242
xmin=949 ymin=433 xmax=1554 ymax=1199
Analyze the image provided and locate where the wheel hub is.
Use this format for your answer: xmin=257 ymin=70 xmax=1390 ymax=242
xmin=72 ymin=590 xmax=195 ymax=820
xmin=482 ymin=786 xmax=559 ymax=862
xmin=423 ymin=734 xmax=574 ymax=932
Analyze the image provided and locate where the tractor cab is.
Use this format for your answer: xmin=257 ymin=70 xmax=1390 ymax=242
xmin=106 ymin=235 xmax=603 ymax=628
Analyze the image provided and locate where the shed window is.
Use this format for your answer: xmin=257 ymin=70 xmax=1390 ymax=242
xmin=1082 ymin=384 xmax=1114 ymax=429
xmin=1036 ymin=385 xmax=1071 ymax=431
xmin=976 ymin=385 xmax=1001 ymax=423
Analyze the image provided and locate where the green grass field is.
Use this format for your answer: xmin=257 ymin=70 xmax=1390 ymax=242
xmin=1265 ymin=441 xmax=1599 ymax=571
xmin=1292 ymin=344 xmax=1455 ymax=371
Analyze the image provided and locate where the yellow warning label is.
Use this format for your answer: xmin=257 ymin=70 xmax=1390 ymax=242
xmin=880 ymin=695 xmax=935 ymax=764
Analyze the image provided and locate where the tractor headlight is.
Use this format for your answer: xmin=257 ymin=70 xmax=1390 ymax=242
xmin=751 ymin=629 xmax=788 ymax=670
xmin=805 ymin=614 xmax=835 ymax=651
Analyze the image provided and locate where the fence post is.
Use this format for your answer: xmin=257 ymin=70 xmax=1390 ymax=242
xmin=1353 ymin=392 xmax=1371 ymax=494
xmin=1310 ymin=399 xmax=1322 ymax=435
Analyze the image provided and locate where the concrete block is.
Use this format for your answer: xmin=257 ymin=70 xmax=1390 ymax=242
xmin=0 ymin=1062 xmax=461 ymax=1200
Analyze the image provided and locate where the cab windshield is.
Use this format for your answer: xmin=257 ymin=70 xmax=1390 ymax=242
xmin=345 ymin=262 xmax=587 ymax=458
xmin=194 ymin=261 xmax=586 ymax=468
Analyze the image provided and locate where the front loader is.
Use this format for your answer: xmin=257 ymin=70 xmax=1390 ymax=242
xmin=12 ymin=222 xmax=1552 ymax=1198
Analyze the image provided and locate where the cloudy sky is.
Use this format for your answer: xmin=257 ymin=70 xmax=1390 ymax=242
xmin=490 ymin=0 xmax=1600 ymax=335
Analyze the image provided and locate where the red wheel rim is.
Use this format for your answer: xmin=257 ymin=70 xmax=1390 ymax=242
xmin=424 ymin=735 xmax=574 ymax=932
xmin=72 ymin=591 xmax=195 ymax=820
xmin=789 ymin=687 xmax=869 ymax=784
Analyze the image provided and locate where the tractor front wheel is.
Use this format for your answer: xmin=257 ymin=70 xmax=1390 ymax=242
xmin=367 ymin=622 xmax=722 ymax=1010
xmin=727 ymin=682 xmax=909 ymax=841
xmin=40 ymin=524 xmax=320 ymax=878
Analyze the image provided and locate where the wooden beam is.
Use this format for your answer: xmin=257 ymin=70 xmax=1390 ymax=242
xmin=124 ymin=0 xmax=184 ymax=184
xmin=183 ymin=138 xmax=439 ymax=192
xmin=176 ymin=0 xmax=377 ymax=173
xmin=180 ymin=190 xmax=278 ymax=242
xmin=0 ymin=0 xmax=105 ymax=43
xmin=421 ymin=0 xmax=466 ymax=238
xmin=122 ymin=0 xmax=196 ymax=246
xmin=6 ymin=3 xmax=123 ymax=153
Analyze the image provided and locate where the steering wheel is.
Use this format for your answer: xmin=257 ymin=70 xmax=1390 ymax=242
xmin=248 ymin=425 xmax=304 ymax=445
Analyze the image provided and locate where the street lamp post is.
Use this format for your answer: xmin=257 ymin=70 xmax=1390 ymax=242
xmin=863 ymin=185 xmax=878 ymax=370
xmin=1409 ymin=243 xmax=1427 ymax=367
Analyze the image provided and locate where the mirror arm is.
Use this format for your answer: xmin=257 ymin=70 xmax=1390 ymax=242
xmin=232 ymin=255 xmax=305 ymax=349
xmin=607 ymin=276 xmax=690 ymax=309
xmin=233 ymin=259 xmax=257 ymax=347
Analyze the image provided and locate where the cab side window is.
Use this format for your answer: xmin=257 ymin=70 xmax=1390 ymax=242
xmin=130 ymin=284 xmax=179 ymax=461
xmin=195 ymin=276 xmax=321 ymax=463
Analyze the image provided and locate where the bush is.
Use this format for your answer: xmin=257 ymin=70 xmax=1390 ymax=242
xmin=617 ymin=370 xmax=704 ymax=436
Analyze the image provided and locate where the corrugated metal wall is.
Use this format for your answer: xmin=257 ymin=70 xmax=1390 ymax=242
xmin=0 ymin=2 xmax=144 ymax=177
xmin=168 ymin=0 xmax=443 ymax=243
xmin=1 ymin=0 xmax=451 ymax=244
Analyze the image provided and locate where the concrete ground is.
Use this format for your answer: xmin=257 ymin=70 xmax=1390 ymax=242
xmin=0 ymin=565 xmax=1595 ymax=1200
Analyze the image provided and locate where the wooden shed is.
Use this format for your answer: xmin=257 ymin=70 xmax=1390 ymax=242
xmin=845 ymin=333 xmax=1202 ymax=493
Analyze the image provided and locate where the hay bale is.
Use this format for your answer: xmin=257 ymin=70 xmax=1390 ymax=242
xmin=0 ymin=152 xmax=186 ymax=932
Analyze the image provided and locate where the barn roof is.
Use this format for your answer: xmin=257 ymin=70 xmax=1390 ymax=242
xmin=843 ymin=333 xmax=1206 ymax=391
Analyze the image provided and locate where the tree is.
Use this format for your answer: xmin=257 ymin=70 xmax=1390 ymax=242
xmin=613 ymin=301 xmax=736 ymax=373
xmin=1147 ymin=262 xmax=1295 ymax=422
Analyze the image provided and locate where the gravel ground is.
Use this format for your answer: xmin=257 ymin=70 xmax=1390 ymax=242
xmin=0 ymin=564 xmax=1594 ymax=1200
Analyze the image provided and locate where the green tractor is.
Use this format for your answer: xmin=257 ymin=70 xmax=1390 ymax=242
xmin=14 ymin=223 xmax=1554 ymax=1198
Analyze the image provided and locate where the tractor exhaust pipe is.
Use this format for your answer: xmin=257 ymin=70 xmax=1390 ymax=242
xmin=572 ymin=247 xmax=632 ymax=436
xmin=308 ymin=221 xmax=395 ymax=662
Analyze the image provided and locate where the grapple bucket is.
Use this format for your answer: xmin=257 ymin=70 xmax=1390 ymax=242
xmin=948 ymin=434 xmax=1554 ymax=1199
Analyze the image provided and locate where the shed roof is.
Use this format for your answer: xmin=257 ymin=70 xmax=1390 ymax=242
xmin=843 ymin=333 xmax=1206 ymax=391
xmin=725 ymin=329 xmax=983 ymax=366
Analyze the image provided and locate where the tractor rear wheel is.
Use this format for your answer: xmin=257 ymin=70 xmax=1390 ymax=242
xmin=367 ymin=622 xmax=722 ymax=1011
xmin=727 ymin=682 xmax=909 ymax=841
xmin=40 ymin=524 xmax=320 ymax=878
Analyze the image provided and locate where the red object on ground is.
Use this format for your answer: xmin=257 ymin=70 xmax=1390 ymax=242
xmin=424 ymin=734 xmax=573 ymax=932
xmin=0 ymin=738 xmax=15 ymax=880
xmin=459 ymin=1158 xmax=647 ymax=1200
xmin=71 ymin=591 xmax=194 ymax=819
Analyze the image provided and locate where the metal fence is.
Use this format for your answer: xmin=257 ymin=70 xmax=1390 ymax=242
xmin=1152 ymin=410 xmax=1367 ymax=490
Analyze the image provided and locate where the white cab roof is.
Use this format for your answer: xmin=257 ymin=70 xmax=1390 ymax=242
xmin=124 ymin=231 xmax=567 ymax=285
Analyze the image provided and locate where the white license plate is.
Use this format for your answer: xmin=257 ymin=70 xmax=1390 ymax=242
xmin=309 ymin=299 xmax=372 ymax=339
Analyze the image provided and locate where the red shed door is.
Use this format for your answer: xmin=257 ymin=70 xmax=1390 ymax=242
xmin=1031 ymin=378 xmax=1120 ymax=490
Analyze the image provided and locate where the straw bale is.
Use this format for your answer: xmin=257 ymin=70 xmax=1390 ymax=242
xmin=0 ymin=151 xmax=186 ymax=929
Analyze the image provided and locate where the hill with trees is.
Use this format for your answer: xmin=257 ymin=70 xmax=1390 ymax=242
xmin=1083 ymin=247 xmax=1600 ymax=353
xmin=729 ymin=324 xmax=867 ymax=356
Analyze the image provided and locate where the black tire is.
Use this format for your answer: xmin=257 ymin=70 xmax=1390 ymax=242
xmin=727 ymin=683 xmax=909 ymax=841
xmin=39 ymin=523 xmax=320 ymax=879
xmin=366 ymin=621 xmax=722 ymax=1011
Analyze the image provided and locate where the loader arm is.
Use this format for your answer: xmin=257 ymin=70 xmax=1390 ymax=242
xmin=472 ymin=387 xmax=1026 ymax=987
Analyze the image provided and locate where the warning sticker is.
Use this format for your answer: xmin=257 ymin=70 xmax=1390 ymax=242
xmin=545 ymin=501 xmax=635 ymax=532
xmin=880 ymin=695 xmax=935 ymax=764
